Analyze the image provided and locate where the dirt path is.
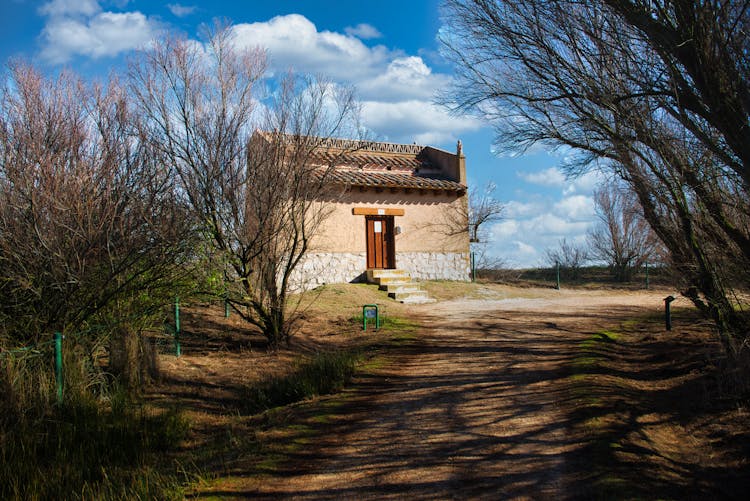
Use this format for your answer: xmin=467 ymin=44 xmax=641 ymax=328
xmin=199 ymin=290 xmax=687 ymax=499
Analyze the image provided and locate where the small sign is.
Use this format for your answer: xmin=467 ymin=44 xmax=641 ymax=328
xmin=374 ymin=221 xmax=382 ymax=233
xmin=362 ymin=304 xmax=380 ymax=331
xmin=377 ymin=209 xmax=385 ymax=215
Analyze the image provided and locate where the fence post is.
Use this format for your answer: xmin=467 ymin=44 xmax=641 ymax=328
xmin=645 ymin=262 xmax=650 ymax=289
xmin=664 ymin=295 xmax=675 ymax=331
xmin=224 ymin=297 xmax=230 ymax=318
xmin=174 ymin=296 xmax=181 ymax=357
xmin=54 ymin=332 xmax=63 ymax=405
xmin=471 ymin=252 xmax=476 ymax=282
xmin=556 ymin=262 xmax=561 ymax=290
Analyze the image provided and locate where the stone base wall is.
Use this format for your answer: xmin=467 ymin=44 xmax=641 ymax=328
xmin=289 ymin=252 xmax=367 ymax=290
xmin=290 ymin=251 xmax=470 ymax=290
xmin=396 ymin=252 xmax=471 ymax=281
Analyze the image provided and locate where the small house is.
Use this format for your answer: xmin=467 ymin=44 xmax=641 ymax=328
xmin=288 ymin=135 xmax=470 ymax=289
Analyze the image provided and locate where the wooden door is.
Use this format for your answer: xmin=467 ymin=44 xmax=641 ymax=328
xmin=366 ymin=216 xmax=395 ymax=269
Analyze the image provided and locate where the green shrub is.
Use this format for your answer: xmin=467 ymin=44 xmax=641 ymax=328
xmin=243 ymin=350 xmax=360 ymax=413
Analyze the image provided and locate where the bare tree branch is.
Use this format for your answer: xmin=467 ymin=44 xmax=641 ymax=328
xmin=130 ymin=25 xmax=363 ymax=347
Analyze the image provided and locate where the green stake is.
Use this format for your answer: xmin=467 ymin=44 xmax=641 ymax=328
xmin=471 ymin=251 xmax=476 ymax=282
xmin=54 ymin=332 xmax=63 ymax=405
xmin=556 ymin=262 xmax=561 ymax=290
xmin=174 ymin=296 xmax=181 ymax=357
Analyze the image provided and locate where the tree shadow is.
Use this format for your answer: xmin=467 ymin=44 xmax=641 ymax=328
xmin=187 ymin=303 xmax=750 ymax=499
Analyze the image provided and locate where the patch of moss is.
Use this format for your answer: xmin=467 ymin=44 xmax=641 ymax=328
xmin=596 ymin=330 xmax=621 ymax=342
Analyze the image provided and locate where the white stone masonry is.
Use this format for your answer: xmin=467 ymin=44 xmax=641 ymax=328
xmin=290 ymin=251 xmax=470 ymax=290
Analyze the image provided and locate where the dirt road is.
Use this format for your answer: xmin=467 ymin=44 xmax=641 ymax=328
xmin=208 ymin=289 xmax=672 ymax=499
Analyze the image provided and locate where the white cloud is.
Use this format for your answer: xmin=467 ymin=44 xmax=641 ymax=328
xmin=39 ymin=0 xmax=100 ymax=17
xmin=359 ymin=56 xmax=451 ymax=101
xmin=512 ymin=241 xmax=539 ymax=259
xmin=562 ymin=169 xmax=606 ymax=195
xmin=491 ymin=220 xmax=520 ymax=239
xmin=486 ymin=194 xmax=597 ymax=268
xmin=362 ymin=100 xmax=482 ymax=144
xmin=40 ymin=11 xmax=157 ymax=63
xmin=227 ymin=15 xmax=462 ymax=141
xmin=35 ymin=8 xmax=466 ymax=153
xmin=167 ymin=3 xmax=196 ymax=17
xmin=344 ymin=23 xmax=382 ymax=39
xmin=504 ymin=200 xmax=543 ymax=218
xmin=229 ymin=15 xmax=390 ymax=83
xmin=526 ymin=213 xmax=590 ymax=237
xmin=518 ymin=167 xmax=566 ymax=187
xmin=553 ymin=195 xmax=594 ymax=221
xmin=518 ymin=166 xmax=606 ymax=197
xmin=38 ymin=0 xmax=159 ymax=64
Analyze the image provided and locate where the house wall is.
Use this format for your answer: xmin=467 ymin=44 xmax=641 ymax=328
xmin=423 ymin=146 xmax=466 ymax=184
xmin=289 ymin=189 xmax=470 ymax=289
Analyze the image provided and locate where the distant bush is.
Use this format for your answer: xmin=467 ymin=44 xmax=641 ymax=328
xmin=478 ymin=265 xmax=672 ymax=288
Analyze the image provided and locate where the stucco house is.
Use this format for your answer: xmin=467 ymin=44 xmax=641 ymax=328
xmin=286 ymin=134 xmax=471 ymax=294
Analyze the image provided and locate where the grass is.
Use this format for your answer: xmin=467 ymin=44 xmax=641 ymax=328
xmin=241 ymin=310 xmax=419 ymax=415
xmin=0 ymin=337 xmax=199 ymax=500
xmin=350 ymin=312 xmax=420 ymax=332
xmin=0 ymin=396 xmax=193 ymax=500
xmin=241 ymin=350 xmax=362 ymax=414
xmin=297 ymin=283 xmax=409 ymax=319
xmin=567 ymin=328 xmax=635 ymax=498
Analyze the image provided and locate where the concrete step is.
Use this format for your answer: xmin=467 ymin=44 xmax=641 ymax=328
xmin=367 ymin=269 xmax=410 ymax=283
xmin=377 ymin=278 xmax=413 ymax=289
xmin=388 ymin=290 xmax=432 ymax=302
xmin=380 ymin=284 xmax=423 ymax=294
xmin=368 ymin=268 xmax=433 ymax=303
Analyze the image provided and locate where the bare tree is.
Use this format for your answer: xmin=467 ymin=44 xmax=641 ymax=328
xmin=444 ymin=180 xmax=504 ymax=243
xmin=544 ymin=238 xmax=589 ymax=279
xmin=442 ymin=180 xmax=505 ymax=272
xmin=0 ymin=62 xmax=190 ymax=385
xmin=129 ymin=23 xmax=361 ymax=347
xmin=588 ymin=179 xmax=661 ymax=281
xmin=236 ymin=77 xmax=360 ymax=346
xmin=440 ymin=0 xmax=750 ymax=354
xmin=469 ymin=181 xmax=505 ymax=244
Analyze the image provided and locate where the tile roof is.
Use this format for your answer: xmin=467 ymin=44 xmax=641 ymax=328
xmin=308 ymin=141 xmax=465 ymax=193
xmin=255 ymin=131 xmax=466 ymax=193
xmin=309 ymin=150 xmax=426 ymax=171
xmin=325 ymin=169 xmax=466 ymax=192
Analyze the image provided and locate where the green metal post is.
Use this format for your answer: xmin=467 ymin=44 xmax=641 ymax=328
xmin=174 ymin=296 xmax=181 ymax=357
xmin=645 ymin=262 xmax=650 ymax=289
xmin=224 ymin=297 xmax=230 ymax=318
xmin=471 ymin=252 xmax=476 ymax=282
xmin=556 ymin=262 xmax=561 ymax=290
xmin=54 ymin=332 xmax=63 ymax=405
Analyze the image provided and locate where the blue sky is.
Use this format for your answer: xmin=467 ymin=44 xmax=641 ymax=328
xmin=1 ymin=0 xmax=605 ymax=267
